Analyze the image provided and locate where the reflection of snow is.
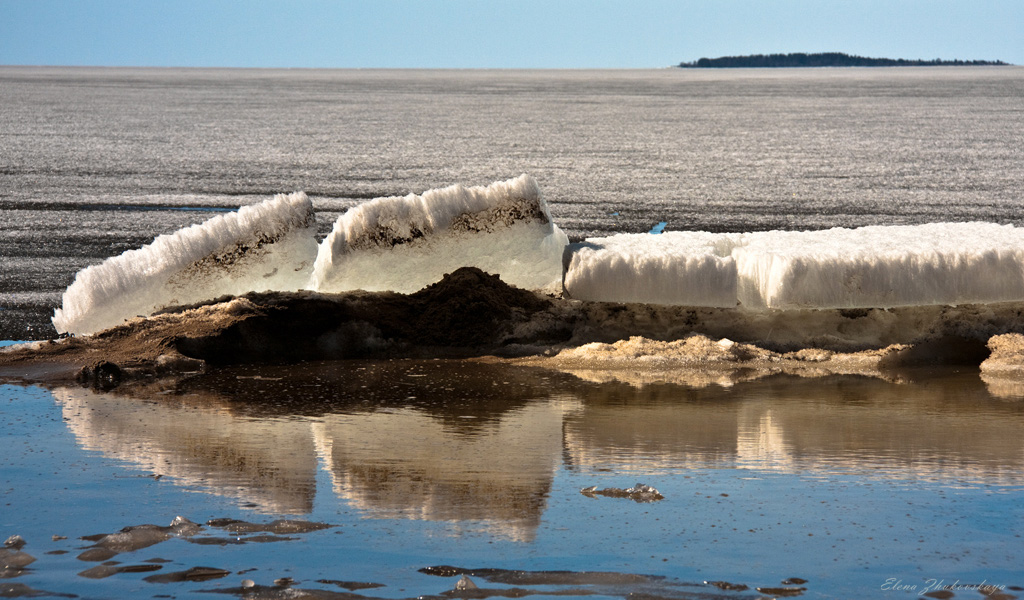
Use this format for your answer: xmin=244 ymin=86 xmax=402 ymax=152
xmin=315 ymin=399 xmax=579 ymax=542
xmin=54 ymin=371 xmax=1024 ymax=532
xmin=53 ymin=388 xmax=319 ymax=514
xmin=736 ymin=411 xmax=795 ymax=471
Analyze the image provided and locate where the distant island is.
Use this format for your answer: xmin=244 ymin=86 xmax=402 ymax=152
xmin=679 ymin=52 xmax=1009 ymax=68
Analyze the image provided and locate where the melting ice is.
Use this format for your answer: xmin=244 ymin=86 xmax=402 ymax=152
xmin=564 ymin=224 xmax=1024 ymax=309
xmin=50 ymin=174 xmax=1024 ymax=335
xmin=310 ymin=174 xmax=568 ymax=294
xmin=52 ymin=193 xmax=317 ymax=335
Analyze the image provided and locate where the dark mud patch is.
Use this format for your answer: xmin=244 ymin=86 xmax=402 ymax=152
xmin=77 ymin=563 xmax=163 ymax=579
xmin=755 ymin=586 xmax=806 ymax=597
xmin=77 ymin=517 xmax=201 ymax=561
xmin=187 ymin=536 xmax=297 ymax=546
xmin=316 ymin=580 xmax=385 ymax=591
xmin=703 ymin=581 xmax=748 ymax=591
xmin=0 ymin=549 xmax=36 ymax=577
xmin=174 ymin=267 xmax=558 ymax=365
xmin=418 ymin=566 xmax=662 ymax=586
xmin=200 ymin=582 xmax=372 ymax=598
xmin=0 ymin=268 xmax=563 ymax=385
xmin=416 ymin=567 xmax=755 ymax=600
xmin=0 ymin=582 xmax=77 ymax=598
xmin=144 ymin=566 xmax=232 ymax=583
xmin=206 ymin=518 xmax=334 ymax=535
xmin=74 ymin=516 xmax=330 ymax=562
xmin=580 ymin=483 xmax=664 ymax=503
xmin=438 ymin=574 xmax=595 ymax=598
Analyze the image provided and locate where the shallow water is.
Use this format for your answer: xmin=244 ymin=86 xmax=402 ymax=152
xmin=2 ymin=66 xmax=1024 ymax=338
xmin=3 ymin=360 xmax=1023 ymax=598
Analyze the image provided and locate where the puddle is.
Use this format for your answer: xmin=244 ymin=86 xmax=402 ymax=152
xmin=1 ymin=361 xmax=1023 ymax=598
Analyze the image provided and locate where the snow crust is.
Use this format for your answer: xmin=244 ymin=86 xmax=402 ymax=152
xmin=309 ymin=174 xmax=568 ymax=294
xmin=565 ymin=223 xmax=1024 ymax=309
xmin=565 ymin=232 xmax=741 ymax=307
xmin=52 ymin=193 xmax=317 ymax=335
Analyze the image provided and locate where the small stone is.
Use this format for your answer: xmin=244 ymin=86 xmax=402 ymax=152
xmin=3 ymin=536 xmax=26 ymax=550
xmin=455 ymin=575 xmax=478 ymax=590
xmin=241 ymin=579 xmax=256 ymax=588
xmin=705 ymin=580 xmax=749 ymax=591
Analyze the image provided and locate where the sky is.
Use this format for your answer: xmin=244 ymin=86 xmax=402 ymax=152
xmin=1 ymin=0 xmax=1021 ymax=69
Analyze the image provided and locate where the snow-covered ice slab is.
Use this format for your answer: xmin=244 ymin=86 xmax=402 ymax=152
xmin=310 ymin=174 xmax=568 ymax=294
xmin=564 ymin=223 xmax=1024 ymax=310
xmin=53 ymin=193 xmax=318 ymax=335
xmin=735 ymin=223 xmax=1024 ymax=309
xmin=564 ymin=232 xmax=742 ymax=307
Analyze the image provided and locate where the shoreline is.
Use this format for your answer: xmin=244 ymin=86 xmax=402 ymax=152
xmin=4 ymin=267 xmax=1024 ymax=391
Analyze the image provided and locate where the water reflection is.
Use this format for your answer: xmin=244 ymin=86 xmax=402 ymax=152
xmin=54 ymin=361 xmax=1024 ymax=538
xmin=54 ymin=388 xmax=319 ymax=514
xmin=562 ymin=372 xmax=1024 ymax=483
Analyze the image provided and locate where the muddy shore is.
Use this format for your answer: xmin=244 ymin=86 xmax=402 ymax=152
xmin=3 ymin=267 xmax=1024 ymax=388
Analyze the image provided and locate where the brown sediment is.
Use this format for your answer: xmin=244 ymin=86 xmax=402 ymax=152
xmin=0 ymin=268 xmax=560 ymax=385
xmin=77 ymin=563 xmax=163 ymax=580
xmin=1 ymin=267 xmax=1019 ymax=389
xmin=204 ymin=519 xmax=333 ymax=535
xmin=981 ymin=333 xmax=1024 ymax=376
xmin=143 ymin=566 xmax=232 ymax=583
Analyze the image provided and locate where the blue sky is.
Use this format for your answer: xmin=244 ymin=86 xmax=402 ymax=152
xmin=1 ymin=0 xmax=1020 ymax=68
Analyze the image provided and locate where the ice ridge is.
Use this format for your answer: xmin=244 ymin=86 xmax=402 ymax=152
xmin=52 ymin=192 xmax=318 ymax=335
xmin=50 ymin=175 xmax=1024 ymax=336
xmin=564 ymin=223 xmax=1024 ymax=309
xmin=309 ymin=174 xmax=568 ymax=294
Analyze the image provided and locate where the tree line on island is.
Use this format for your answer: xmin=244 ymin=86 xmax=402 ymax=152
xmin=679 ymin=52 xmax=1008 ymax=68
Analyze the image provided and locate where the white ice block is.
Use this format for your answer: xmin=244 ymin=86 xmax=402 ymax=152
xmin=52 ymin=193 xmax=318 ymax=335
xmin=309 ymin=174 xmax=568 ymax=294
xmin=564 ymin=223 xmax=1024 ymax=310
xmin=563 ymin=232 xmax=741 ymax=307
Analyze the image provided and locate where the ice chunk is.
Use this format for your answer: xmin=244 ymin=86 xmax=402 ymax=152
xmin=52 ymin=193 xmax=317 ymax=335
xmin=734 ymin=223 xmax=1024 ymax=309
xmin=563 ymin=232 xmax=741 ymax=307
xmin=309 ymin=175 xmax=568 ymax=294
xmin=564 ymin=223 xmax=1024 ymax=310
